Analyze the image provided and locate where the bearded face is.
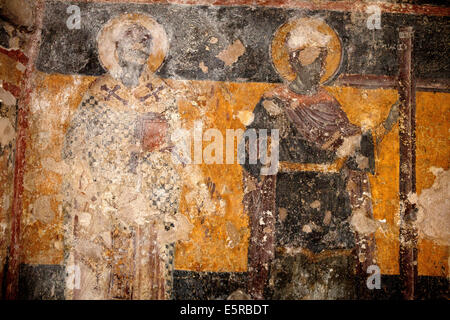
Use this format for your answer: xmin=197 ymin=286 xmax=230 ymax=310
xmin=116 ymin=24 xmax=152 ymax=67
xmin=116 ymin=24 xmax=153 ymax=88
xmin=288 ymin=46 xmax=327 ymax=89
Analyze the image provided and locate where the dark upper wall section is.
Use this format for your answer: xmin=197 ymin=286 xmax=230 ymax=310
xmin=36 ymin=1 xmax=449 ymax=82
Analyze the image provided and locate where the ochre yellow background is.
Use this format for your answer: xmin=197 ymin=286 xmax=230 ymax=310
xmin=21 ymin=72 xmax=449 ymax=277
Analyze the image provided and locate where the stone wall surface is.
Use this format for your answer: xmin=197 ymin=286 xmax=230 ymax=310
xmin=0 ymin=0 xmax=35 ymax=296
xmin=0 ymin=0 xmax=448 ymax=300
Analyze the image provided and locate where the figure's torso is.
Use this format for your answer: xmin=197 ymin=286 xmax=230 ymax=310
xmin=245 ymin=86 xmax=360 ymax=253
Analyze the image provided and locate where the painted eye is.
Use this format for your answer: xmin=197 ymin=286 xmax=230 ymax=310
xmin=140 ymin=35 xmax=151 ymax=43
xmin=125 ymin=29 xmax=134 ymax=37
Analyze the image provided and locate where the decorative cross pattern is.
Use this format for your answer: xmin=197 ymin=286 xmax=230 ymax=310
xmin=81 ymin=95 xmax=99 ymax=108
xmin=139 ymin=83 xmax=164 ymax=102
xmin=101 ymin=84 xmax=128 ymax=106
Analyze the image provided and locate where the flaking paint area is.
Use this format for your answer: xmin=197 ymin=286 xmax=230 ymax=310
xmin=20 ymin=73 xmax=449 ymax=276
xmin=415 ymin=92 xmax=449 ymax=277
xmin=21 ymin=73 xmax=94 ymax=265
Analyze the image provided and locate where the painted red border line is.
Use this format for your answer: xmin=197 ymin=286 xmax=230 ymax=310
xmin=2 ymin=82 xmax=21 ymax=98
xmin=5 ymin=0 xmax=46 ymax=300
xmin=335 ymin=74 xmax=450 ymax=92
xmin=0 ymin=47 xmax=29 ymax=66
xmin=68 ymin=0 xmax=450 ymax=17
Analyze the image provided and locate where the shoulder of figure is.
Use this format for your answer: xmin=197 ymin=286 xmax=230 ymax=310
xmin=258 ymin=85 xmax=289 ymax=117
xmin=141 ymin=72 xmax=174 ymax=91
xmin=85 ymin=74 xmax=117 ymax=103
xmin=263 ymin=86 xmax=336 ymax=105
xmin=308 ymin=89 xmax=355 ymax=122
xmin=262 ymin=84 xmax=290 ymax=101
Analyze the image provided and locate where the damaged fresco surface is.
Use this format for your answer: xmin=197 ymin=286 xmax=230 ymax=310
xmin=0 ymin=0 xmax=449 ymax=300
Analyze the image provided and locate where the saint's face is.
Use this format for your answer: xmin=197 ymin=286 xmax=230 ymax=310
xmin=288 ymin=46 xmax=327 ymax=90
xmin=116 ymin=24 xmax=153 ymax=68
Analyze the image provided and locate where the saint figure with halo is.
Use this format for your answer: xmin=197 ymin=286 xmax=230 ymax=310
xmin=242 ymin=18 xmax=383 ymax=299
xmin=62 ymin=13 xmax=190 ymax=300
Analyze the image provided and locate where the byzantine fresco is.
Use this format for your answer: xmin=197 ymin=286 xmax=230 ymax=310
xmin=1 ymin=1 xmax=448 ymax=299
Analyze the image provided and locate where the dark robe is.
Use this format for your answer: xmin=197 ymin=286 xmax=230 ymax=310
xmin=242 ymin=86 xmax=376 ymax=299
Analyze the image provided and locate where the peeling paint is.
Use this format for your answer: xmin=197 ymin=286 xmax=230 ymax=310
xmin=416 ymin=168 xmax=450 ymax=246
xmin=2 ymin=0 xmax=449 ymax=301
xmin=216 ymin=40 xmax=245 ymax=67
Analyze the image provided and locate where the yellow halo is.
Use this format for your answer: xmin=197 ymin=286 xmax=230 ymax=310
xmin=271 ymin=17 xmax=343 ymax=84
xmin=97 ymin=13 xmax=169 ymax=77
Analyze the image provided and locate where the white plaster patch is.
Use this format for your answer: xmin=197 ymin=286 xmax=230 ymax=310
xmin=199 ymin=61 xmax=208 ymax=73
xmin=0 ymin=222 xmax=7 ymax=236
xmin=3 ymin=192 xmax=11 ymax=212
xmin=78 ymin=212 xmax=92 ymax=228
xmin=323 ymin=211 xmax=332 ymax=225
xmin=286 ymin=21 xmax=331 ymax=51
xmin=16 ymin=62 xmax=26 ymax=72
xmin=336 ymin=134 xmax=361 ymax=158
xmin=30 ymin=92 xmax=50 ymax=114
xmin=356 ymin=154 xmax=369 ymax=170
xmin=226 ymin=221 xmax=241 ymax=248
xmin=350 ymin=208 xmax=380 ymax=235
xmin=262 ymin=99 xmax=282 ymax=116
xmin=416 ymin=168 xmax=450 ymax=246
xmin=0 ymin=87 xmax=16 ymax=106
xmin=302 ymin=224 xmax=312 ymax=233
xmin=0 ymin=117 xmax=15 ymax=146
xmin=33 ymin=195 xmax=55 ymax=224
xmin=216 ymin=39 xmax=245 ymax=67
xmin=237 ymin=110 xmax=254 ymax=126
xmin=310 ymin=200 xmax=321 ymax=209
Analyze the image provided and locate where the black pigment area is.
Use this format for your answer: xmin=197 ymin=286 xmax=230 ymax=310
xmin=18 ymin=264 xmax=65 ymax=300
xmin=37 ymin=1 xmax=450 ymax=81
